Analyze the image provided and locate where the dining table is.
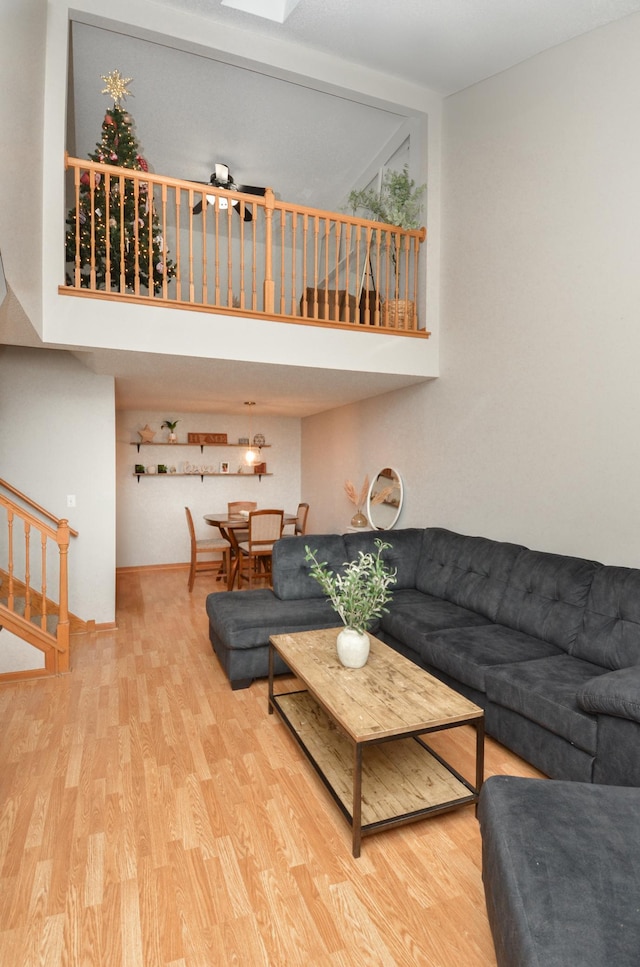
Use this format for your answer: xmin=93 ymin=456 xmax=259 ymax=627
xmin=203 ymin=512 xmax=297 ymax=590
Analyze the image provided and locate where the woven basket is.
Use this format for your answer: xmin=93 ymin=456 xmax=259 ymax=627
xmin=383 ymin=299 xmax=416 ymax=330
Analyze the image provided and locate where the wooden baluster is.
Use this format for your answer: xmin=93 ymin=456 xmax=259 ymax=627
xmin=89 ymin=171 xmax=96 ymax=290
xmin=290 ymin=212 xmax=298 ymax=317
xmin=7 ymin=509 xmax=14 ymax=610
xmin=279 ymin=210 xmax=286 ymax=315
xmin=263 ymin=187 xmax=275 ymax=315
xmin=213 ymin=195 xmax=220 ymax=307
xmin=104 ymin=171 xmax=112 ymax=291
xmin=73 ymin=165 xmax=81 ymax=287
xmin=133 ymin=178 xmax=141 ymax=295
xmin=119 ymin=172 xmax=126 ymax=293
xmin=161 ymin=183 xmax=169 ymax=300
xmin=238 ymin=201 xmax=245 ymax=310
xmin=301 ymin=213 xmax=309 ymax=316
xmin=175 ymin=187 xmax=182 ymax=302
xmin=146 ymin=175 xmax=153 ymax=294
xmin=250 ymin=210 xmax=257 ymax=311
xmin=201 ymin=190 xmax=208 ymax=306
xmin=226 ymin=202 xmax=233 ymax=308
xmin=56 ymin=519 xmax=71 ymax=674
xmin=23 ymin=521 xmax=31 ymax=622
xmin=40 ymin=530 xmax=48 ymax=632
xmin=188 ymin=189 xmax=195 ymax=305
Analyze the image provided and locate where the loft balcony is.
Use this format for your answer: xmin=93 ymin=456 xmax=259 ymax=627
xmin=62 ymin=156 xmax=428 ymax=337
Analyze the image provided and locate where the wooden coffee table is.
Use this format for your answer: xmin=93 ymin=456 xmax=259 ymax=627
xmin=268 ymin=628 xmax=484 ymax=857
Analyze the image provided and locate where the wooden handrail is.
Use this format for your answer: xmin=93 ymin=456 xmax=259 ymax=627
xmin=0 ymin=477 xmax=78 ymax=537
xmin=62 ymin=156 xmax=429 ymax=335
xmin=0 ymin=482 xmax=75 ymax=675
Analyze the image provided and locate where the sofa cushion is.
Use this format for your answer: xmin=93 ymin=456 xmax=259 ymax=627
xmin=272 ymin=534 xmax=347 ymax=600
xmin=343 ymin=528 xmax=424 ymax=590
xmin=479 ymin=775 xmax=640 ymax=967
xmin=485 ymin=654 xmax=606 ymax=754
xmin=577 ymin=665 xmax=640 ymax=725
xmin=415 ymin=528 xmax=525 ymax=621
xmin=206 ymin=589 xmax=340 ymax=649
xmin=495 ymin=549 xmax=599 ymax=651
xmin=571 ymin=566 xmax=640 ymax=669
xmin=419 ymin=625 xmax=563 ymax=693
xmin=380 ymin=588 xmax=492 ymax=649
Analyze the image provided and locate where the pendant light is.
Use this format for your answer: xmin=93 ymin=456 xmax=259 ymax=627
xmin=244 ymin=401 xmax=257 ymax=464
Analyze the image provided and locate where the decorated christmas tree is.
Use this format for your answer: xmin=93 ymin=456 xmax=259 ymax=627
xmin=65 ymin=71 xmax=175 ymax=293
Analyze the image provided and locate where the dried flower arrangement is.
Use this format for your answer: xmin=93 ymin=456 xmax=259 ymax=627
xmin=344 ymin=477 xmax=369 ymax=515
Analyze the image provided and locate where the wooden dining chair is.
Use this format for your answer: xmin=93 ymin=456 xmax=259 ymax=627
xmin=294 ymin=502 xmax=309 ymax=535
xmin=185 ymin=507 xmax=231 ymax=592
xmin=227 ymin=500 xmax=257 ymax=543
xmin=237 ymin=509 xmax=284 ymax=589
xmin=283 ymin=502 xmax=310 ymax=536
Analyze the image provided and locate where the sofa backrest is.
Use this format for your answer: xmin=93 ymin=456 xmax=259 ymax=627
xmin=496 ymin=549 xmax=599 ymax=650
xmin=415 ymin=528 xmax=526 ymax=621
xmin=571 ymin=566 xmax=640 ymax=669
xmin=343 ymin=528 xmax=424 ymax=590
xmin=272 ymin=534 xmax=348 ymax=600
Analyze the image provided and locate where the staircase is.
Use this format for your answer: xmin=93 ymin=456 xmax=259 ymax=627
xmin=0 ymin=478 xmax=78 ymax=678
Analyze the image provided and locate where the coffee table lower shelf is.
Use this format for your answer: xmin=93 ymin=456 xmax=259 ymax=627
xmin=271 ymin=689 xmax=480 ymax=857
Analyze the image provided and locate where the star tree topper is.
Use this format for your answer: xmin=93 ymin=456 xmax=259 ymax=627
xmin=101 ymin=69 xmax=133 ymax=106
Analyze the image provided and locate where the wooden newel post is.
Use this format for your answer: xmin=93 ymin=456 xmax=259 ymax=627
xmin=56 ymin=518 xmax=71 ymax=674
xmin=263 ymin=187 xmax=275 ymax=314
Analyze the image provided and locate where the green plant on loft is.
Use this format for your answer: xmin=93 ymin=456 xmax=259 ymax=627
xmin=348 ymin=165 xmax=426 ymax=327
xmin=348 ymin=164 xmax=426 ymax=232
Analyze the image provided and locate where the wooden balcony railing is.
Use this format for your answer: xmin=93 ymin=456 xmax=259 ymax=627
xmin=0 ymin=478 xmax=78 ymax=677
xmin=62 ymin=155 xmax=428 ymax=335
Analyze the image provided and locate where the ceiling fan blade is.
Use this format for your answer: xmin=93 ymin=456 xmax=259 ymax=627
xmin=237 ymin=184 xmax=267 ymax=196
xmin=192 ymin=199 xmax=204 ymax=215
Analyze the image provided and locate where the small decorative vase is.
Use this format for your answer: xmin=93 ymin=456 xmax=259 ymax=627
xmin=350 ymin=510 xmax=368 ymax=528
xmin=336 ymin=627 xmax=370 ymax=668
xmin=169 ymin=433 xmax=177 ymax=443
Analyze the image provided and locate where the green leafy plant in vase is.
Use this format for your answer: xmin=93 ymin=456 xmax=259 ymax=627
xmin=304 ymin=539 xmax=397 ymax=667
xmin=161 ymin=419 xmax=180 ymax=443
xmin=348 ymin=164 xmax=426 ymax=328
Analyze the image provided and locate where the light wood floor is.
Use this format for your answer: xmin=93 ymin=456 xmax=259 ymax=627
xmin=0 ymin=566 xmax=543 ymax=966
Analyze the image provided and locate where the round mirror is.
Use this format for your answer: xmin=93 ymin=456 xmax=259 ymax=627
xmin=367 ymin=468 xmax=403 ymax=530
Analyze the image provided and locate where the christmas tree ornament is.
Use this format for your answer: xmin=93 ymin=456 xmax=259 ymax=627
xmin=101 ymin=70 xmax=133 ymax=106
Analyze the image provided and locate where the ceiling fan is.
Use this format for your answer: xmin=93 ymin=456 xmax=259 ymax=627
xmin=192 ymin=163 xmax=267 ymax=221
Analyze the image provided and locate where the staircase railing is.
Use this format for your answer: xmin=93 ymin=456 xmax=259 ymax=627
xmin=62 ymin=155 xmax=428 ymax=335
xmin=0 ymin=478 xmax=78 ymax=675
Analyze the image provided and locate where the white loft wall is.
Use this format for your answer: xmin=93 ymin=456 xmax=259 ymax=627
xmin=0 ymin=0 xmax=46 ymax=326
xmin=430 ymin=12 xmax=640 ymax=566
xmin=116 ymin=410 xmax=301 ymax=567
xmin=0 ymin=630 xmax=46 ymax=674
xmin=303 ymin=13 xmax=640 ymax=569
xmin=0 ymin=346 xmax=116 ymax=623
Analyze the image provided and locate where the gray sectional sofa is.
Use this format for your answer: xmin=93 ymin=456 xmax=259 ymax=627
xmin=478 ymin=774 xmax=640 ymax=967
xmin=206 ymin=526 xmax=640 ymax=786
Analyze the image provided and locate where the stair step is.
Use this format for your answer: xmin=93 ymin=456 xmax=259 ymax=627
xmin=0 ymin=596 xmax=58 ymax=635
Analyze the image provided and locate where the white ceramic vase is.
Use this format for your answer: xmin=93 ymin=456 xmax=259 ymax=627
xmin=336 ymin=627 xmax=370 ymax=668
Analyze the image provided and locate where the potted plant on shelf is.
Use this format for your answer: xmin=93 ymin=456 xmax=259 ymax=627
xmin=304 ymin=540 xmax=397 ymax=668
xmin=161 ymin=419 xmax=180 ymax=443
xmin=348 ymin=165 xmax=426 ymax=329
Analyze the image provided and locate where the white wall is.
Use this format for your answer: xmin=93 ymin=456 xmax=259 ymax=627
xmin=116 ymin=409 xmax=301 ymax=567
xmin=0 ymin=346 xmax=116 ymax=622
xmin=0 ymin=0 xmax=46 ymax=326
xmin=303 ymin=13 xmax=640 ymax=568
xmin=301 ymin=382 xmax=429 ymax=535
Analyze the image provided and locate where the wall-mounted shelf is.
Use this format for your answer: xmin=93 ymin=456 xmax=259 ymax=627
xmin=131 ymin=441 xmax=271 ymax=453
xmin=133 ymin=472 xmax=272 ymax=482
